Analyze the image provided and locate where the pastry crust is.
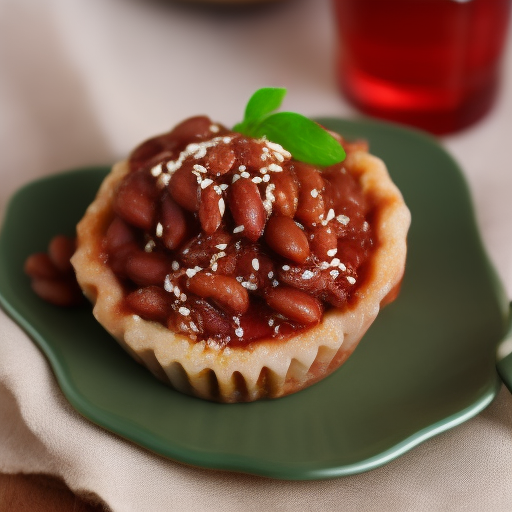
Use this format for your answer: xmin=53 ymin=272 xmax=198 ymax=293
xmin=71 ymin=150 xmax=410 ymax=402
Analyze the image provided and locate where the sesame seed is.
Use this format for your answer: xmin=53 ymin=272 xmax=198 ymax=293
xmin=173 ymin=286 xmax=181 ymax=298
xmin=200 ymin=178 xmax=213 ymax=189
xmin=302 ymin=270 xmax=314 ymax=280
xmin=222 ymin=137 xmax=231 ymax=144
xmin=240 ymin=171 xmax=250 ymax=179
xmin=238 ymin=165 xmax=246 ymax=172
xmin=232 ymin=174 xmax=240 ymax=183
xmin=151 ymin=163 xmax=163 ymax=177
xmin=319 ymin=262 xmax=330 ymax=270
xmin=186 ymin=142 xmax=200 ymax=152
xmin=242 ymin=281 xmax=258 ymax=291
xmin=273 ymin=152 xmax=284 ymax=162
xmin=252 ymin=176 xmax=263 ymax=184
xmin=235 ymin=327 xmax=244 ymax=338
xmin=166 ymin=160 xmax=181 ymax=174
xmin=209 ymin=124 xmax=220 ymax=133
xmin=259 ymin=167 xmax=268 ymax=174
xmin=236 ymin=276 xmax=243 ymax=282
xmin=190 ymin=321 xmax=199 ymax=332
xmin=185 ymin=268 xmax=198 ymax=278
xmin=180 ymin=293 xmax=187 ymax=302
xmin=211 ymin=262 xmax=218 ymax=271
xmin=164 ymin=275 xmax=173 ymax=292
xmin=262 ymin=174 xmax=270 ymax=182
xmin=144 ymin=240 xmax=155 ymax=252
xmin=193 ymin=164 xmax=207 ymax=174
xmin=327 ymin=248 xmax=337 ymax=257
xmin=171 ymin=261 xmax=180 ymax=271
xmin=213 ymin=185 xmax=222 ymax=195
xmin=330 ymin=269 xmax=339 ymax=278
xmin=347 ymin=276 xmax=356 ymax=285
xmin=338 ymin=262 xmax=347 ymax=271
xmin=252 ymin=258 xmax=260 ymax=271
xmin=262 ymin=147 xmax=269 ymax=153
xmin=179 ymin=307 xmax=190 ymax=316
xmin=268 ymin=163 xmax=282 ymax=173
xmin=218 ymin=197 xmax=225 ymax=216
xmin=337 ymin=215 xmax=350 ymax=226
xmin=268 ymin=318 xmax=274 ymax=326
xmin=158 ymin=173 xmax=171 ymax=187
xmin=266 ymin=141 xmax=291 ymax=158
xmin=311 ymin=189 xmax=319 ymax=198
xmin=268 ymin=271 xmax=274 ymax=279
xmin=220 ymin=183 xmax=228 ymax=190
xmin=326 ymin=209 xmax=335 ymax=222
xmin=233 ymin=225 xmax=244 ymax=233
xmin=282 ymin=265 xmax=290 ymax=271
xmin=156 ymin=222 xmax=163 ymax=237
xmin=216 ymin=244 xmax=227 ymax=250
xmin=330 ymin=258 xmax=341 ymax=267
xmin=272 ymin=279 xmax=279 ymax=287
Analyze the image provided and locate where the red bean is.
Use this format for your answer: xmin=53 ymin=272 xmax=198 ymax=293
xmin=265 ymin=286 xmax=322 ymax=325
xmin=169 ymin=116 xmax=217 ymax=147
xmin=188 ymin=297 xmax=232 ymax=337
xmin=294 ymin=162 xmax=325 ymax=225
xmin=48 ymin=235 xmax=76 ymax=274
xmin=199 ymin=185 xmax=223 ymax=235
xmin=169 ymin=162 xmax=200 ymax=212
xmin=203 ymin=144 xmax=236 ymax=176
xmin=31 ymin=278 xmax=83 ymax=307
xmin=228 ymin=178 xmax=266 ymax=242
xmin=310 ymin=225 xmax=338 ymax=261
xmin=129 ymin=136 xmax=176 ymax=173
xmin=186 ymin=272 xmax=249 ymax=315
xmin=114 ymin=169 xmax=158 ymax=230
xmin=125 ymin=286 xmax=171 ymax=323
xmin=160 ymin=192 xmax=188 ymax=250
xmin=125 ymin=251 xmax=170 ymax=287
xmin=271 ymin=169 xmax=298 ymax=217
xmin=264 ymin=216 xmax=310 ymax=264
xmin=24 ymin=253 xmax=61 ymax=280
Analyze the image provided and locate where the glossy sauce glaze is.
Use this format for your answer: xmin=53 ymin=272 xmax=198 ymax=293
xmin=104 ymin=116 xmax=375 ymax=347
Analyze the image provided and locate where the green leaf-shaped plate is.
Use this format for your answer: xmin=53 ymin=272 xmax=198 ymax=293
xmin=0 ymin=118 xmax=510 ymax=479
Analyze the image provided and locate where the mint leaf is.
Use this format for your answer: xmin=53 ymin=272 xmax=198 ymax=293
xmin=243 ymin=87 xmax=286 ymax=123
xmin=250 ymin=112 xmax=346 ymax=166
xmin=233 ymin=88 xmax=286 ymax=133
xmin=233 ymin=88 xmax=345 ymax=166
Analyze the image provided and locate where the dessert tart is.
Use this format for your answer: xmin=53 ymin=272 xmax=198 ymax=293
xmin=71 ymin=91 xmax=410 ymax=402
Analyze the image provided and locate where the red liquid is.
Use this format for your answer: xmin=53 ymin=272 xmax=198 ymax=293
xmin=333 ymin=0 xmax=511 ymax=134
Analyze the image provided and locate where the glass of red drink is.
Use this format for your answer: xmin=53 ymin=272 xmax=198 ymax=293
xmin=332 ymin=0 xmax=511 ymax=134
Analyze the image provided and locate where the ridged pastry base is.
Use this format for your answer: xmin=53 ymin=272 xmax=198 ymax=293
xmin=71 ymin=151 xmax=410 ymax=402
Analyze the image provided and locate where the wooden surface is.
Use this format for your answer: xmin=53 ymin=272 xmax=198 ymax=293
xmin=0 ymin=473 xmax=106 ymax=512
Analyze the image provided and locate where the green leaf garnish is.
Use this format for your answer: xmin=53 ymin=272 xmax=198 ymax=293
xmin=243 ymin=87 xmax=287 ymax=125
xmin=233 ymin=88 xmax=345 ymax=166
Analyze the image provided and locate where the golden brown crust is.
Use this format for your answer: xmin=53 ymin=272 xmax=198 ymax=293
xmin=71 ymin=150 xmax=410 ymax=402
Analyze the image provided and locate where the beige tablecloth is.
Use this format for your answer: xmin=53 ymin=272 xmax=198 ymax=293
xmin=1 ymin=1 xmax=512 ymax=510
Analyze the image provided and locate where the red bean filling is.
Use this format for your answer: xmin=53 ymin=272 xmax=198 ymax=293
xmin=106 ymin=116 xmax=374 ymax=347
